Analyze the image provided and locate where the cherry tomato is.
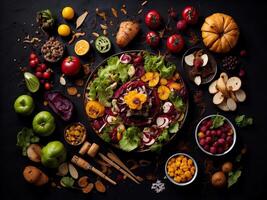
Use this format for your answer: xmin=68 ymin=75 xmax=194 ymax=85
xmin=145 ymin=10 xmax=161 ymax=30
xmin=176 ymin=19 xmax=187 ymax=31
xmin=35 ymin=66 xmax=42 ymax=72
xmin=166 ymin=34 xmax=185 ymax=53
xmin=146 ymin=31 xmax=160 ymax=47
xmin=43 ymin=71 xmax=51 ymax=79
xmin=29 ymin=53 xmax=38 ymax=60
xmin=34 ymin=58 xmax=39 ymax=65
xmin=39 ymin=63 xmax=47 ymax=72
xmin=44 ymin=82 xmax=52 ymax=90
xmin=182 ymin=6 xmax=199 ymax=24
xmin=29 ymin=60 xmax=37 ymax=68
xmin=61 ymin=56 xmax=81 ymax=76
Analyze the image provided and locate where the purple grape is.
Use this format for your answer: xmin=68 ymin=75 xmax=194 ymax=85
xmin=199 ymin=138 xmax=206 ymax=146
xmin=217 ymin=147 xmax=224 ymax=154
xmin=216 ymin=130 xmax=222 ymax=136
xmin=213 ymin=141 xmax=219 ymax=147
xmin=206 ymin=130 xmax=211 ymax=136
xmin=221 ymin=133 xmax=227 ymax=139
xmin=210 ymin=146 xmax=217 ymax=154
xmin=205 ymin=136 xmax=212 ymax=144
xmin=200 ymin=126 xmax=207 ymax=133
xmin=207 ymin=120 xmax=212 ymax=127
xmin=211 ymin=130 xmax=216 ymax=136
xmin=226 ymin=136 xmax=233 ymax=144
xmin=218 ymin=138 xmax=225 ymax=145
xmin=204 ymin=145 xmax=210 ymax=151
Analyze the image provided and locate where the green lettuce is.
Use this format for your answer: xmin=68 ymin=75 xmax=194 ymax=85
xmin=143 ymin=53 xmax=176 ymax=78
xmin=169 ymin=92 xmax=185 ymax=111
xmin=169 ymin=122 xmax=180 ymax=133
xmin=119 ymin=127 xmax=141 ymax=152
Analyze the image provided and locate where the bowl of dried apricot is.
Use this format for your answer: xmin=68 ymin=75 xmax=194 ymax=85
xmin=165 ymin=153 xmax=198 ymax=186
xmin=64 ymin=122 xmax=87 ymax=146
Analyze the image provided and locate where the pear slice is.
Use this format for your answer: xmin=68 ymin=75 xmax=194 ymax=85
xmin=226 ymin=98 xmax=237 ymax=111
xmin=220 ymin=72 xmax=228 ymax=83
xmin=226 ymin=77 xmax=241 ymax=91
xmin=235 ymin=89 xmax=246 ymax=102
xmin=209 ymin=80 xmax=218 ymax=94
xmin=213 ymin=91 xmax=224 ymax=105
xmin=217 ymin=99 xmax=230 ymax=111
xmin=217 ymin=77 xmax=228 ymax=97
xmin=201 ymin=54 xmax=209 ymax=66
xmin=184 ymin=53 xmax=195 ymax=66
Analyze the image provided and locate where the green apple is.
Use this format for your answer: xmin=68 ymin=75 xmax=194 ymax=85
xmin=32 ymin=111 xmax=55 ymax=136
xmin=14 ymin=95 xmax=34 ymax=115
xmin=41 ymin=141 xmax=66 ymax=168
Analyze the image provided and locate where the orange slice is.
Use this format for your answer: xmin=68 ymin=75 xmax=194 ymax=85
xmin=74 ymin=40 xmax=90 ymax=56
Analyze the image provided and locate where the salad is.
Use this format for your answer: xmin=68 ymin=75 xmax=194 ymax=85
xmin=84 ymin=51 xmax=188 ymax=152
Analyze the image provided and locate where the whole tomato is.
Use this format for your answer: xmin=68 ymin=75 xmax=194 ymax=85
xmin=145 ymin=10 xmax=161 ymax=29
xmin=166 ymin=34 xmax=185 ymax=53
xmin=182 ymin=6 xmax=199 ymax=24
xmin=146 ymin=31 xmax=160 ymax=47
xmin=61 ymin=56 xmax=81 ymax=76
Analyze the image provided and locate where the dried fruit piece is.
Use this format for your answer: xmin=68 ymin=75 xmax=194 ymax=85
xmin=67 ymin=87 xmax=78 ymax=96
xmin=57 ymin=162 xmax=68 ymax=176
xmin=76 ymin=11 xmax=88 ymax=29
xmin=95 ymin=180 xmax=106 ymax=193
xmin=82 ymin=183 xmax=94 ymax=193
xmin=78 ymin=176 xmax=89 ymax=187
xmin=69 ymin=163 xmax=79 ymax=179
xmin=27 ymin=144 xmax=41 ymax=163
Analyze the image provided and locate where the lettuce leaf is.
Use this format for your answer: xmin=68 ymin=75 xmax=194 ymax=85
xmin=168 ymin=122 xmax=180 ymax=134
xmin=149 ymin=142 xmax=162 ymax=153
xmin=169 ymin=92 xmax=185 ymax=111
xmin=157 ymin=130 xmax=169 ymax=143
xmin=119 ymin=127 xmax=141 ymax=152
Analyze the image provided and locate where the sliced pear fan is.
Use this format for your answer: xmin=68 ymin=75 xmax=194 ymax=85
xmin=217 ymin=99 xmax=230 ymax=111
xmin=213 ymin=91 xmax=224 ymax=105
xmin=209 ymin=80 xmax=218 ymax=94
xmin=226 ymin=98 xmax=237 ymax=111
xmin=235 ymin=89 xmax=246 ymax=102
xmin=220 ymin=72 xmax=228 ymax=83
xmin=216 ymin=77 xmax=228 ymax=96
xmin=226 ymin=77 xmax=241 ymax=91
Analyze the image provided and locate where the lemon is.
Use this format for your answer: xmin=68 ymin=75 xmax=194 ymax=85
xmin=74 ymin=40 xmax=90 ymax=56
xmin=62 ymin=7 xmax=75 ymax=20
xmin=58 ymin=24 xmax=71 ymax=37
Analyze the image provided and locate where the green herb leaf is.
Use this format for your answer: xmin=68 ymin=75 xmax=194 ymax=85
xmin=235 ymin=115 xmax=253 ymax=128
xmin=157 ymin=130 xmax=169 ymax=143
xmin=60 ymin=176 xmax=75 ymax=188
xmin=228 ymin=170 xmax=242 ymax=188
xmin=168 ymin=122 xmax=180 ymax=134
xmin=119 ymin=127 xmax=141 ymax=152
xmin=100 ymin=131 xmax=111 ymax=143
xmin=210 ymin=115 xmax=225 ymax=129
xmin=169 ymin=92 xmax=185 ymax=111
xmin=16 ymin=128 xmax=40 ymax=156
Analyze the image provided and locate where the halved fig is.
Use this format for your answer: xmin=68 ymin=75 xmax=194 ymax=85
xmin=226 ymin=98 xmax=237 ymax=111
xmin=194 ymin=76 xmax=202 ymax=85
xmin=209 ymin=80 xmax=218 ymax=94
xmin=220 ymin=72 xmax=228 ymax=83
xmin=226 ymin=77 xmax=241 ymax=91
xmin=201 ymin=54 xmax=209 ymax=66
xmin=213 ymin=91 xmax=224 ymax=105
xmin=184 ymin=53 xmax=195 ymax=66
xmin=217 ymin=100 xmax=230 ymax=111
xmin=235 ymin=89 xmax=246 ymax=102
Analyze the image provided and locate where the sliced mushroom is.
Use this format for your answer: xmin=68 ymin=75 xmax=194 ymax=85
xmin=209 ymin=80 xmax=218 ymax=94
xmin=226 ymin=77 xmax=241 ymax=91
xmin=220 ymin=72 xmax=228 ymax=83
xmin=226 ymin=98 xmax=237 ymax=111
xmin=235 ymin=89 xmax=246 ymax=102
xmin=213 ymin=91 xmax=224 ymax=105
xmin=184 ymin=53 xmax=195 ymax=66
xmin=216 ymin=77 xmax=228 ymax=97
xmin=194 ymin=76 xmax=202 ymax=85
xmin=217 ymin=99 xmax=230 ymax=111
xmin=201 ymin=54 xmax=209 ymax=66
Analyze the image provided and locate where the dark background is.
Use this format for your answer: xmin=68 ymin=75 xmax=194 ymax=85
xmin=1 ymin=0 xmax=267 ymax=200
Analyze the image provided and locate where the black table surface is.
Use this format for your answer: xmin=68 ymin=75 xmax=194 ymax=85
xmin=1 ymin=0 xmax=267 ymax=200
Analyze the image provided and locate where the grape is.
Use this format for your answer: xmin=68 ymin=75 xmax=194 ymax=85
xmin=205 ymin=136 xmax=212 ymax=144
xmin=199 ymin=138 xmax=206 ymax=146
xmin=210 ymin=146 xmax=217 ymax=154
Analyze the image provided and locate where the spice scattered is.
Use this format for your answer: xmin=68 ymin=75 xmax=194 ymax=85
xmin=76 ymin=11 xmax=88 ymax=29
xmin=111 ymin=8 xmax=118 ymax=18
xmin=141 ymin=1 xmax=148 ymax=6
xmin=137 ymin=9 xmax=143 ymax=15
xmin=68 ymin=32 xmax=86 ymax=45
xmin=151 ymin=180 xmax=165 ymax=193
xmin=67 ymin=87 xmax=78 ymax=96
xmin=221 ymin=56 xmax=240 ymax=71
xmin=23 ymin=36 xmax=41 ymax=44
xmin=96 ymin=8 xmax=107 ymax=21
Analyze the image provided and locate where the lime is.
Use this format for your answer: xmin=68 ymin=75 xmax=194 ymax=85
xmin=24 ymin=72 xmax=40 ymax=93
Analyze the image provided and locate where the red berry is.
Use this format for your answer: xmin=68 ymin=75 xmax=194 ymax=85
xmin=29 ymin=53 xmax=37 ymax=60
xmin=176 ymin=19 xmax=187 ymax=31
xmin=240 ymin=50 xmax=247 ymax=57
xmin=205 ymin=136 xmax=212 ymax=144
xmin=35 ymin=71 xmax=43 ymax=78
xmin=35 ymin=66 xmax=42 ymax=72
xmin=34 ymin=58 xmax=39 ymax=65
xmin=29 ymin=60 xmax=37 ymax=68
xmin=43 ymin=71 xmax=51 ymax=79
xmin=199 ymin=138 xmax=206 ymax=146
xmin=39 ymin=64 xmax=47 ymax=72
xmin=44 ymin=82 xmax=52 ymax=90
xmin=193 ymin=58 xmax=203 ymax=68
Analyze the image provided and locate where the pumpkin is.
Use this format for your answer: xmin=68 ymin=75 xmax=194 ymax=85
xmin=201 ymin=13 xmax=239 ymax=53
xmin=86 ymin=100 xmax=105 ymax=119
